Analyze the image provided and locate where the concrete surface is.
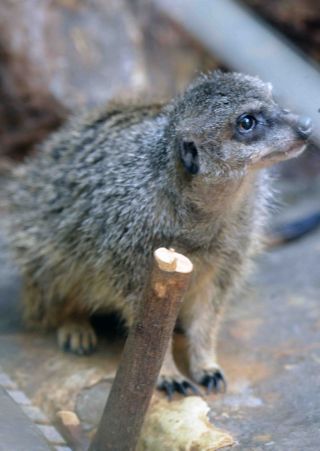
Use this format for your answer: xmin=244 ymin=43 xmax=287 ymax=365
xmin=0 ymin=386 xmax=52 ymax=451
xmin=211 ymin=229 xmax=320 ymax=450
xmin=0 ymin=188 xmax=319 ymax=450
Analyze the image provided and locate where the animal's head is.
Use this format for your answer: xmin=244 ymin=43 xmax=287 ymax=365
xmin=170 ymin=71 xmax=312 ymax=180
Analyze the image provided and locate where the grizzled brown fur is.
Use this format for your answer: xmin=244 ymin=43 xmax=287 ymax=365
xmin=1 ymin=72 xmax=309 ymax=395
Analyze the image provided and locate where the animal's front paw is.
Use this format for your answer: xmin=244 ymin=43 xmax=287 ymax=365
xmin=198 ymin=368 xmax=227 ymax=394
xmin=57 ymin=320 xmax=97 ymax=356
xmin=157 ymin=374 xmax=200 ymax=400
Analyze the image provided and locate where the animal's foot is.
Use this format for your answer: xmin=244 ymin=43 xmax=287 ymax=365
xmin=157 ymin=374 xmax=201 ymax=400
xmin=198 ymin=368 xmax=227 ymax=394
xmin=57 ymin=320 xmax=97 ymax=356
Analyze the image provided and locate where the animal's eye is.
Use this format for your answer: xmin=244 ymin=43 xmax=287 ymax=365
xmin=237 ymin=114 xmax=257 ymax=133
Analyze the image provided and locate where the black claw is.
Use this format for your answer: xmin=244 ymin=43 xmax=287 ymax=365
xmin=84 ymin=346 xmax=95 ymax=356
xmin=201 ymin=370 xmax=227 ymax=394
xmin=63 ymin=342 xmax=70 ymax=352
xmin=215 ymin=370 xmax=227 ymax=393
xmin=76 ymin=343 xmax=96 ymax=356
xmin=182 ymin=380 xmax=202 ymax=396
xmin=159 ymin=380 xmax=174 ymax=400
xmin=159 ymin=378 xmax=200 ymax=399
xmin=76 ymin=346 xmax=86 ymax=356
xmin=62 ymin=334 xmax=71 ymax=353
xmin=62 ymin=335 xmax=96 ymax=356
xmin=174 ymin=381 xmax=188 ymax=396
xmin=87 ymin=343 xmax=96 ymax=354
xmin=207 ymin=376 xmax=215 ymax=393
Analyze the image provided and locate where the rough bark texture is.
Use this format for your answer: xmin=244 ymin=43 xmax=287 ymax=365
xmin=89 ymin=249 xmax=193 ymax=451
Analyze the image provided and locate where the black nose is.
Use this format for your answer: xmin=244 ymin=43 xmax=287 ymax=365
xmin=297 ymin=116 xmax=312 ymax=138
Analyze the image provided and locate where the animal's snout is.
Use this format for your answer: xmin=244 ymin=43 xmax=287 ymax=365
xmin=296 ymin=116 xmax=312 ymax=138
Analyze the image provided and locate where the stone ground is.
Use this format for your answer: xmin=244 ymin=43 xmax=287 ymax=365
xmin=211 ymin=227 xmax=320 ymax=450
xmin=0 ymin=175 xmax=319 ymax=450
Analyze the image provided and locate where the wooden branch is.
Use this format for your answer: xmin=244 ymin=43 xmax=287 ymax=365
xmin=89 ymin=248 xmax=193 ymax=451
xmin=56 ymin=410 xmax=89 ymax=451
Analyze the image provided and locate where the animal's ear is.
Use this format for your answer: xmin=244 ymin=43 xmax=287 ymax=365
xmin=179 ymin=140 xmax=199 ymax=175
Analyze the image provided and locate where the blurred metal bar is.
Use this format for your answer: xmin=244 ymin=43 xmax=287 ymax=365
xmin=153 ymin=0 xmax=320 ymax=145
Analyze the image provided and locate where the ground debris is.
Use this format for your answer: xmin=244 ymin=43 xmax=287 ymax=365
xmin=137 ymin=396 xmax=234 ymax=451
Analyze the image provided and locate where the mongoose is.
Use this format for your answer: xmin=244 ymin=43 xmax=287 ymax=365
xmin=1 ymin=71 xmax=312 ymax=397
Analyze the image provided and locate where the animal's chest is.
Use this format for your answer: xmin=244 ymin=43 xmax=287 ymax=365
xmin=184 ymin=252 xmax=221 ymax=299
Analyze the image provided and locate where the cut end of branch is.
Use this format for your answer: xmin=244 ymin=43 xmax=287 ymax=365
xmin=154 ymin=248 xmax=193 ymax=274
xmin=57 ymin=410 xmax=80 ymax=427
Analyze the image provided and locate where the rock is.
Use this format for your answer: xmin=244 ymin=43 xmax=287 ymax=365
xmin=0 ymin=0 xmax=221 ymax=162
xmin=137 ymin=396 xmax=234 ymax=451
xmin=76 ymin=385 xmax=235 ymax=449
xmin=75 ymin=380 xmax=112 ymax=428
xmin=0 ymin=0 xmax=147 ymax=159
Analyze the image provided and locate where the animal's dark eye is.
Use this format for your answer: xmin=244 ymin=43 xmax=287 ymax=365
xmin=237 ymin=114 xmax=257 ymax=133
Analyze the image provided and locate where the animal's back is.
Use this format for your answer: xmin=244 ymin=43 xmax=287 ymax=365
xmin=1 ymin=101 xmax=173 ymax=323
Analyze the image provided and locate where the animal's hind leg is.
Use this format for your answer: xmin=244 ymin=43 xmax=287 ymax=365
xmin=55 ymin=294 xmax=98 ymax=356
xmin=156 ymin=336 xmax=200 ymax=398
xmin=179 ymin=282 xmax=227 ymax=394
xmin=21 ymin=274 xmax=55 ymax=329
xmin=57 ymin=318 xmax=97 ymax=356
xmin=22 ymin=273 xmax=97 ymax=355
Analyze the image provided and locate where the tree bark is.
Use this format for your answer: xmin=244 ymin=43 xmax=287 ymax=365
xmin=89 ymin=247 xmax=193 ymax=451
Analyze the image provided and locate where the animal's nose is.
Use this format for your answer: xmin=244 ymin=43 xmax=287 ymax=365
xmin=297 ymin=116 xmax=312 ymax=138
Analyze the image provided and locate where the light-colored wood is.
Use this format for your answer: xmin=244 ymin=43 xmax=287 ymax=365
xmin=154 ymin=247 xmax=193 ymax=274
xmin=57 ymin=410 xmax=89 ymax=451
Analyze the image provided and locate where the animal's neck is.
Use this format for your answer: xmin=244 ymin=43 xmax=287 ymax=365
xmin=181 ymin=171 xmax=259 ymax=220
xmin=186 ymin=173 xmax=263 ymax=246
